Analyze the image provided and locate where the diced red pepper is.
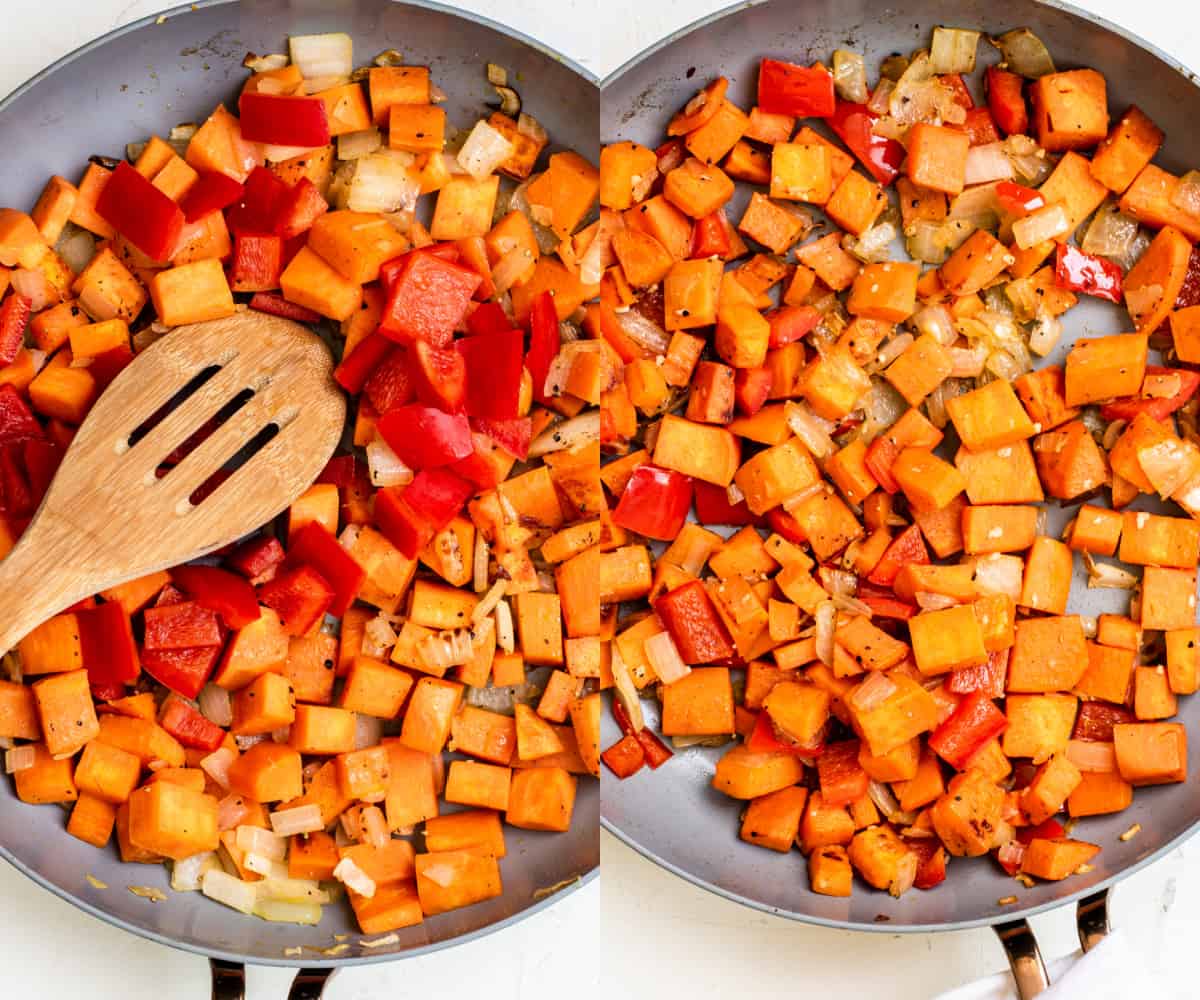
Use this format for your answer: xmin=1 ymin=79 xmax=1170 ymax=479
xmin=765 ymin=506 xmax=807 ymax=544
xmin=609 ymin=697 xmax=638 ymax=737
xmin=226 ymin=166 xmax=289 ymax=235
xmin=690 ymin=212 xmax=731 ymax=258
xmin=864 ymin=435 xmax=901 ymax=494
xmin=986 ymin=67 xmax=1028 ymax=136
xmin=613 ymin=464 xmax=693 ymax=541
xmin=693 ymin=478 xmax=756 ymax=526
xmin=0 ymin=445 xmax=33 ymax=517
xmin=527 ymin=291 xmax=561 ymax=406
xmin=928 ymin=690 xmax=1009 ymax=768
xmin=947 ymin=648 xmax=1009 ymax=699
xmin=88 ymin=344 xmax=135 ymax=391
xmin=767 ymin=305 xmax=821 ymax=348
xmin=237 ymin=92 xmax=331 ymax=147
xmin=377 ymin=404 xmax=474 ymax=469
xmin=248 ymin=292 xmax=323 ymax=325
xmin=817 ymin=740 xmax=869 ymax=807
xmin=159 ymin=695 xmax=226 ymax=751
xmin=866 ymin=523 xmax=928 ymax=587
xmin=1173 ymin=247 xmax=1200 ymax=309
xmin=143 ymin=601 xmax=223 ymax=651
xmin=78 ymin=601 xmax=140 ymax=690
xmin=941 ymin=74 xmax=974 ymax=110
xmin=654 ymin=579 xmax=735 ymax=664
xmin=958 ymin=106 xmax=1001 ymax=146
xmin=826 ymin=102 xmax=905 ymax=185
xmin=733 ymin=366 xmax=773 ymax=417
xmin=0 ymin=293 xmax=32 ymax=366
xmin=655 ymin=138 xmax=686 ymax=175
xmin=457 ymin=328 xmax=525 ymax=420
xmin=258 ymin=564 xmax=335 ymax=636
xmin=141 ymin=645 xmax=222 ymax=700
xmin=409 ymin=339 xmax=467 ymax=413
xmin=171 ymin=564 xmax=262 ymax=629
xmin=155 ymin=584 xmax=188 ymax=607
xmin=465 ymin=301 xmax=514 ymax=338
xmin=472 ymin=417 xmax=532 ymax=461
xmin=22 ymin=438 xmax=61 ymax=507
xmin=1055 ymin=242 xmax=1124 ymax=304
xmin=378 ymin=243 xmax=460 ymax=291
xmin=272 ymin=177 xmax=328 ymax=239
xmin=1072 ymin=701 xmax=1135 ymax=742
xmin=95 ymin=161 xmax=185 ymax=262
xmin=994 ymin=839 xmax=1026 ymax=876
xmin=283 ymin=522 xmax=366 ymax=618
xmin=374 ymin=485 xmax=431 ymax=558
xmin=334 ymin=332 xmax=394 ymax=395
xmin=635 ymin=728 xmax=674 ymax=769
xmin=602 ymin=733 xmax=646 ymax=778
xmin=1100 ymin=365 xmax=1200 ymax=422
xmin=911 ymin=840 xmax=947 ymax=890
xmin=747 ymin=710 xmax=824 ymax=757
xmin=0 ymin=386 xmax=43 ymax=446
xmin=228 ymin=232 xmax=283 ymax=292
xmin=90 ymin=682 xmax=125 ymax=703
xmin=597 ymin=301 xmax=645 ymax=365
xmin=1016 ymin=818 xmax=1066 ymax=846
xmin=226 ymin=534 xmax=285 ymax=585
xmin=758 ymin=58 xmax=836 ymax=117
xmin=403 ymin=468 xmax=476 ymax=533
xmin=317 ymin=455 xmax=357 ymax=489
xmin=995 ymin=181 xmax=1046 ymax=218
xmin=379 ymin=250 xmax=482 ymax=347
xmin=181 ymin=170 xmax=245 ymax=222
xmin=363 ymin=346 xmax=415 ymax=413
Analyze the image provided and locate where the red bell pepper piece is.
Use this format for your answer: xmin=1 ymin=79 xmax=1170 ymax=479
xmin=610 ymin=697 xmax=638 ymax=737
xmin=690 ymin=212 xmax=731 ymax=258
xmin=248 ymin=292 xmax=322 ymax=325
xmin=826 ymin=102 xmax=905 ymax=185
xmin=1055 ymin=242 xmax=1124 ymax=304
xmin=465 ymin=301 xmax=514 ymax=338
xmin=404 ymin=468 xmax=476 ymax=532
xmin=941 ymin=73 xmax=974 ymax=109
xmin=1072 ymin=701 xmax=1135 ymax=742
xmin=911 ymin=840 xmax=947 ymax=890
xmin=0 ymin=386 xmax=42 ymax=446
xmin=378 ymin=244 xmax=460 ymax=291
xmin=284 ymin=522 xmax=366 ymax=617
xmin=1016 ymin=817 xmax=1066 ymax=846
xmin=602 ymin=733 xmax=646 ymax=778
xmin=1100 ymin=366 xmax=1200 ymax=422
xmin=0 ymin=445 xmax=33 ymax=517
xmin=655 ymin=138 xmax=686 ymax=174
xmin=767 ymin=304 xmax=821 ymax=348
xmin=613 ymin=464 xmax=693 ymax=541
xmin=374 ymin=485 xmax=431 ymax=558
xmin=78 ymin=601 xmax=140 ymax=690
xmin=141 ymin=645 xmax=222 ymax=700
xmin=863 ymin=435 xmax=901 ymax=494
xmin=226 ymin=533 xmax=286 ymax=585
xmin=928 ymin=690 xmax=1009 ymax=768
xmin=472 ymin=417 xmax=532 ymax=461
xmin=958 ymin=107 xmax=1001 ymax=146
xmin=181 ymin=170 xmax=245 ymax=223
xmin=159 ymin=695 xmax=226 ymax=751
xmin=654 ymin=579 xmax=735 ymax=664
xmin=986 ymin=67 xmax=1028 ymax=136
xmin=597 ymin=301 xmax=646 ymax=365
xmin=143 ymin=601 xmax=223 ymax=651
xmin=22 ymin=438 xmax=61 ymax=507
xmin=379 ymin=250 xmax=482 ymax=347
xmin=817 ymin=740 xmax=869 ymax=807
xmin=409 ymin=339 xmax=467 ymax=413
xmin=237 ymin=92 xmax=331 ymax=147
xmin=636 ymin=728 xmax=674 ymax=769
xmin=90 ymin=682 xmax=125 ymax=703
xmin=334 ymin=332 xmax=394 ymax=394
xmin=95 ymin=161 xmax=185 ymax=262
xmin=527 ymin=291 xmax=561 ymax=406
xmin=994 ymin=839 xmax=1026 ymax=876
xmin=733 ymin=366 xmax=773 ymax=417
xmin=758 ymin=58 xmax=836 ymax=117
xmin=693 ymin=478 xmax=756 ymax=526
xmin=259 ymin=564 xmax=335 ymax=636
xmin=947 ymin=648 xmax=1009 ymax=699
xmin=995 ymin=181 xmax=1046 ymax=218
xmin=363 ymin=346 xmax=415 ymax=413
xmin=747 ymin=710 xmax=824 ymax=756
xmin=866 ymin=523 xmax=928 ymax=586
xmin=377 ymin=404 xmax=474 ymax=469
xmin=272 ymin=177 xmax=328 ymax=239
xmin=228 ymin=232 xmax=284 ymax=292
xmin=88 ymin=344 xmax=135 ymax=391
xmin=171 ymin=564 xmax=262 ymax=629
xmin=226 ymin=166 xmax=289 ymax=235
xmin=317 ymin=455 xmax=357 ymax=488
xmin=0 ymin=293 xmax=31 ymax=366
xmin=457 ymin=328 xmax=525 ymax=419
xmin=765 ymin=506 xmax=807 ymax=544
xmin=155 ymin=584 xmax=188 ymax=607
xmin=857 ymin=593 xmax=917 ymax=620
xmin=1173 ymin=246 xmax=1200 ymax=309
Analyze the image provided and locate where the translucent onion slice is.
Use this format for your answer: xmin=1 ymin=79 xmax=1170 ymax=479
xmin=289 ymin=33 xmax=353 ymax=79
xmin=270 ymin=804 xmax=324 ymax=838
xmin=199 ymin=746 xmax=237 ymax=789
xmin=832 ymin=49 xmax=869 ymax=103
xmin=456 ymin=120 xmax=515 ymax=180
xmin=494 ymin=599 xmax=515 ymax=654
xmin=171 ymin=851 xmax=219 ymax=892
xmin=1011 ymin=202 xmax=1070 ymax=249
xmin=366 ymin=435 xmax=414 ymax=488
xmin=252 ymin=899 xmax=323 ymax=925
xmin=849 ymin=671 xmax=897 ymax=712
xmin=333 ymin=857 xmax=377 ymax=898
xmin=644 ymin=631 xmax=691 ymax=686
xmin=930 ymin=27 xmax=981 ymax=74
xmin=237 ymin=824 xmax=287 ymax=862
xmin=991 ymin=28 xmax=1056 ymax=78
xmin=964 ymin=143 xmax=1014 ymax=186
xmin=198 ymin=684 xmax=233 ymax=728
xmin=202 ymin=868 xmax=258 ymax=914
xmin=4 ymin=745 xmax=35 ymax=773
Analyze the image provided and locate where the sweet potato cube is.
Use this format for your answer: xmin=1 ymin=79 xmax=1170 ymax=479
xmin=737 ymin=192 xmax=810 ymax=254
xmin=664 ymin=258 xmax=722 ymax=330
xmin=907 ymin=123 xmax=970 ymax=195
xmin=740 ymin=785 xmax=807 ymax=852
xmin=14 ymin=743 xmax=78 ymax=804
xmin=663 ymin=157 xmax=735 ymax=219
xmin=1165 ymin=628 xmax=1200 ymax=695
xmin=1021 ymin=837 xmax=1102 ymax=881
xmin=712 ymin=744 xmax=804 ymax=799
xmin=1068 ymin=770 xmax=1133 ymax=818
xmin=1141 ymin=566 xmax=1197 ymax=631
xmin=1064 ymin=332 xmax=1147 ymax=406
xmin=600 ymin=141 xmax=657 ymax=210
xmin=17 ymin=612 xmax=83 ymax=675
xmin=845 ymin=261 xmax=919 ymax=323
xmin=770 ymin=142 xmax=832 ymax=203
xmin=892 ymin=448 xmax=965 ymax=511
xmin=801 ymin=791 xmax=854 ymax=851
xmin=308 ymin=211 xmax=411 ymax=285
xmin=74 ymin=740 xmax=141 ymax=804
xmin=228 ymin=742 xmax=303 ymax=802
xmin=847 ymin=673 xmax=938 ymax=757
xmin=825 ymin=169 xmax=887 ymax=236
xmin=957 ymin=440 xmax=1044 ymax=504
xmin=733 ymin=437 xmax=819 ymax=515
xmin=414 ymin=850 xmax=502 ymax=915
xmin=939 ymin=228 xmax=1011 ymax=296
xmin=1031 ymin=69 xmax=1108 ymax=152
xmin=930 ymin=769 xmax=1005 ymax=857
xmin=1008 ymin=616 xmax=1088 ymax=694
xmin=127 ymin=780 xmax=218 ymax=859
xmin=1119 ymin=164 xmax=1200 ymax=242
xmin=1037 ymin=152 xmax=1109 ymax=231
xmin=506 ymin=765 xmax=576 ymax=831
xmin=798 ymin=348 xmax=870 ymax=420
xmin=1113 ymin=721 xmax=1186 ymax=785
xmin=884 ymin=333 xmax=953 ymax=406
xmin=848 ymin=824 xmax=915 ymax=890
xmin=808 ymin=844 xmax=852 ymax=896
xmin=32 ymin=176 xmax=79 ymax=244
xmin=96 ymin=714 xmax=185 ymax=767
xmin=654 ymin=414 xmax=740 ymax=487
xmin=857 ymin=737 xmax=920 ymax=783
xmin=1018 ymin=537 xmax=1073 ymax=615
xmin=962 ymin=505 xmax=1039 ymax=555
xmin=1090 ymin=106 xmax=1163 ymax=194
xmin=231 ymin=671 xmax=296 ymax=736
xmin=1076 ymin=641 xmax=1135 ymax=704
xmin=795 ymin=232 xmax=860 ymax=291
xmin=947 ymin=379 xmax=1036 ymax=453
xmin=67 ymin=793 xmax=117 ymax=848
xmin=1003 ymin=694 xmax=1078 ymax=762
xmin=32 ymin=669 xmax=98 ymax=758
xmin=661 ymin=667 xmax=734 ymax=736
xmin=1033 ymin=420 xmax=1109 ymax=500
xmin=1119 ymin=511 xmax=1200 ymax=568
xmin=1020 ymin=753 xmax=1082 ymax=825
xmin=686 ymin=99 xmax=750 ymax=165
xmin=910 ymin=605 xmax=987 ymax=676
xmin=714 ymin=302 xmax=770 ymax=369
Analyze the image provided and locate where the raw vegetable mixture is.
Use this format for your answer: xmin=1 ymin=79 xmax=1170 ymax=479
xmin=0 ymin=32 xmax=600 ymax=938
xmin=600 ymin=24 xmax=1200 ymax=901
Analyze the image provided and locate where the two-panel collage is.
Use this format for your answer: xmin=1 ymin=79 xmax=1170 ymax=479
xmin=4 ymin=0 xmax=1200 ymax=996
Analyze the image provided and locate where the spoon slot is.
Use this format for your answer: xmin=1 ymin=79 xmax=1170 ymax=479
xmin=126 ymin=364 xmax=223 ymax=449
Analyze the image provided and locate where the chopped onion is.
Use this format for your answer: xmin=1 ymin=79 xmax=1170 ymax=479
xmin=1011 ymin=202 xmax=1070 ymax=249
xmin=270 ymin=804 xmax=324 ymax=837
xmin=915 ymin=591 xmax=959 ymax=611
xmin=334 ymin=857 xmax=377 ymax=898
xmin=610 ymin=645 xmax=646 ymax=731
xmin=996 ymin=839 xmax=1026 ymax=873
xmin=355 ymin=712 xmax=383 ymax=751
xmin=832 ymin=49 xmax=869 ymax=103
xmin=200 ymin=747 xmax=237 ymax=789
xmin=235 ymin=733 xmax=268 ymax=751
xmin=579 ymin=209 xmax=618 ymax=286
xmin=171 ymin=851 xmax=219 ymax=891
xmin=237 ymin=824 xmax=286 ymax=862
xmin=850 ymin=671 xmax=897 ymax=712
xmin=360 ymin=805 xmax=389 ymax=848
xmin=518 ymin=112 xmax=548 ymax=144
xmin=814 ymin=601 xmax=837 ymax=667
xmin=1082 ymin=551 xmax=1138 ymax=590
xmin=889 ymin=52 xmax=965 ymax=127
xmin=910 ymin=304 xmax=956 ymax=346
xmin=494 ymin=599 xmax=515 ymax=654
xmin=457 ymin=120 xmax=515 ymax=180
xmin=11 ymin=268 xmax=54 ymax=311
xmin=366 ymin=435 xmax=414 ymax=487
xmin=258 ymin=879 xmax=328 ymax=906
xmin=340 ymin=808 xmax=362 ymax=842
xmin=965 ymin=142 xmax=1014 ymax=186
xmin=217 ymin=793 xmax=251 ymax=832
xmin=930 ymin=27 xmax=981 ymax=74
xmin=198 ymin=684 xmax=233 ymax=728
xmin=242 ymin=52 xmax=289 ymax=73
xmin=644 ymin=631 xmax=691 ymax=686
xmin=56 ymin=225 xmax=96 ymax=274
xmin=991 ymin=28 xmax=1056 ymax=78
xmin=362 ymin=613 xmax=398 ymax=658
xmin=492 ymin=246 xmax=537 ymax=294
xmin=473 ymin=533 xmax=490 ymax=594
xmin=346 ymin=150 xmax=419 ymax=214
xmin=5 ymin=745 xmax=35 ymax=773
xmin=1171 ymin=171 xmax=1200 ymax=219
xmin=949 ymin=184 xmax=1000 ymax=229
xmin=890 ymin=851 xmax=918 ymax=898
xmin=202 ymin=869 xmax=258 ymax=914
xmin=289 ymin=33 xmax=353 ymax=80
xmin=244 ymin=852 xmax=286 ymax=878
xmin=972 ymin=553 xmax=1024 ymax=599
xmin=868 ymin=779 xmax=901 ymax=820
xmin=529 ymin=411 xmax=600 ymax=457
xmin=875 ymin=332 xmax=915 ymax=369
xmin=337 ymin=127 xmax=383 ymax=161
xmin=253 ymin=899 xmax=322 ymax=925
xmin=1067 ymin=739 xmax=1117 ymax=773
xmin=1082 ymin=202 xmax=1140 ymax=263
xmin=263 ymin=142 xmax=321 ymax=163
xmin=784 ymin=401 xmax=836 ymax=458
xmin=1028 ymin=315 xmax=1063 ymax=356
xmin=949 ymin=342 xmax=988 ymax=378
xmin=472 ymin=579 xmax=508 ymax=625
xmin=842 ymin=221 xmax=896 ymax=264
xmin=867 ymin=78 xmax=895 ymax=116
xmin=418 ymin=629 xmax=475 ymax=671
xmin=615 ymin=308 xmax=671 ymax=355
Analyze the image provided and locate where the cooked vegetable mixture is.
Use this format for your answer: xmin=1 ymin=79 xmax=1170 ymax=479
xmin=599 ymin=25 xmax=1200 ymax=899
xmin=0 ymin=33 xmax=600 ymax=934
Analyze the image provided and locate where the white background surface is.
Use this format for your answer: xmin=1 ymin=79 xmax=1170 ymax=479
xmin=4 ymin=0 xmax=1200 ymax=998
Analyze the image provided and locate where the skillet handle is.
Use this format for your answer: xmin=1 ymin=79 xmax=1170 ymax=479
xmin=993 ymin=918 xmax=1050 ymax=999
xmin=210 ymin=959 xmax=245 ymax=1000
xmin=1076 ymin=888 xmax=1110 ymax=953
xmin=288 ymin=968 xmax=335 ymax=998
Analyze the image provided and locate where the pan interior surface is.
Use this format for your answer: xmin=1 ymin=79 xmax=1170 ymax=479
xmin=601 ymin=0 xmax=1200 ymax=932
xmin=0 ymin=0 xmax=597 ymax=966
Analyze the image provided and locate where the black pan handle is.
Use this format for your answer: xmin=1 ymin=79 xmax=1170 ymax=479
xmin=209 ymin=959 xmax=335 ymax=998
xmin=994 ymin=888 xmax=1113 ymax=998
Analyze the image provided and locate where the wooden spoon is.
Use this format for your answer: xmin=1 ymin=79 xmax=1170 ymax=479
xmin=0 ymin=310 xmax=346 ymax=655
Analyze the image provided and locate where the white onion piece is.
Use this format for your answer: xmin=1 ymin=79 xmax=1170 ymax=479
xmin=258 ymin=876 xmax=328 ymax=904
xmin=333 ymin=857 xmax=377 ymax=898
xmin=347 ymin=150 xmax=419 ymax=214
xmin=198 ymin=684 xmax=233 ymax=728
xmin=243 ymin=52 xmax=289 ymax=73
xmin=991 ymin=28 xmax=1056 ymax=78
xmin=832 ymin=49 xmax=869 ymax=103
xmin=889 ymin=851 xmax=918 ymax=898
xmin=360 ymin=805 xmax=389 ymax=848
xmin=949 ymin=342 xmax=988 ymax=378
xmin=915 ymin=591 xmax=959 ymax=611
xmin=366 ymin=436 xmax=414 ymax=487
xmin=253 ymin=899 xmax=322 ymax=925
xmin=355 ymin=712 xmax=383 ymax=750
xmin=269 ymin=804 xmax=324 ymax=838
xmin=868 ymin=779 xmax=901 ymax=820
xmin=337 ymin=127 xmax=383 ymax=161
xmin=362 ymin=613 xmax=398 ymax=659
xmin=217 ymin=794 xmax=251 ymax=832
xmin=237 ymin=824 xmax=286 ymax=861
xmin=930 ymin=27 xmax=981 ymax=74
xmin=1028 ymin=315 xmax=1063 ymax=357
xmin=784 ymin=401 xmax=835 ymax=459
xmin=910 ymin=303 xmax=956 ymax=345
xmin=202 ymin=869 xmax=258 ymax=914
xmin=1082 ymin=552 xmax=1138 ymax=590
xmin=494 ymin=599 xmax=515 ymax=654
xmin=289 ymin=33 xmax=353 ymax=79
xmin=4 ymin=745 xmax=35 ymax=773
xmin=472 ymin=579 xmax=509 ymax=625
xmin=235 ymin=733 xmax=269 ymax=751
xmin=473 ymin=533 xmax=490 ymax=594
xmin=965 ymin=143 xmax=1014 ymax=186
xmin=615 ymin=308 xmax=671 ymax=355
xmin=815 ymin=601 xmax=837 ymax=667
xmin=1011 ymin=203 xmax=1070 ymax=249
xmin=528 ymin=411 xmax=600 ymax=457
xmin=56 ymin=227 xmax=96 ymax=274
xmin=850 ymin=671 xmax=897 ymax=712
xmin=11 ymin=269 xmax=55 ymax=311
xmin=200 ymin=747 xmax=237 ymax=789
xmin=644 ymin=631 xmax=691 ymax=685
xmin=171 ymin=851 xmax=219 ymax=891
xmin=877 ymin=332 xmax=915 ymax=368
xmin=456 ymin=120 xmax=515 ymax=181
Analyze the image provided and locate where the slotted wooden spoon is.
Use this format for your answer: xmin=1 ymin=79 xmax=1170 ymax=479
xmin=0 ymin=310 xmax=346 ymax=655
